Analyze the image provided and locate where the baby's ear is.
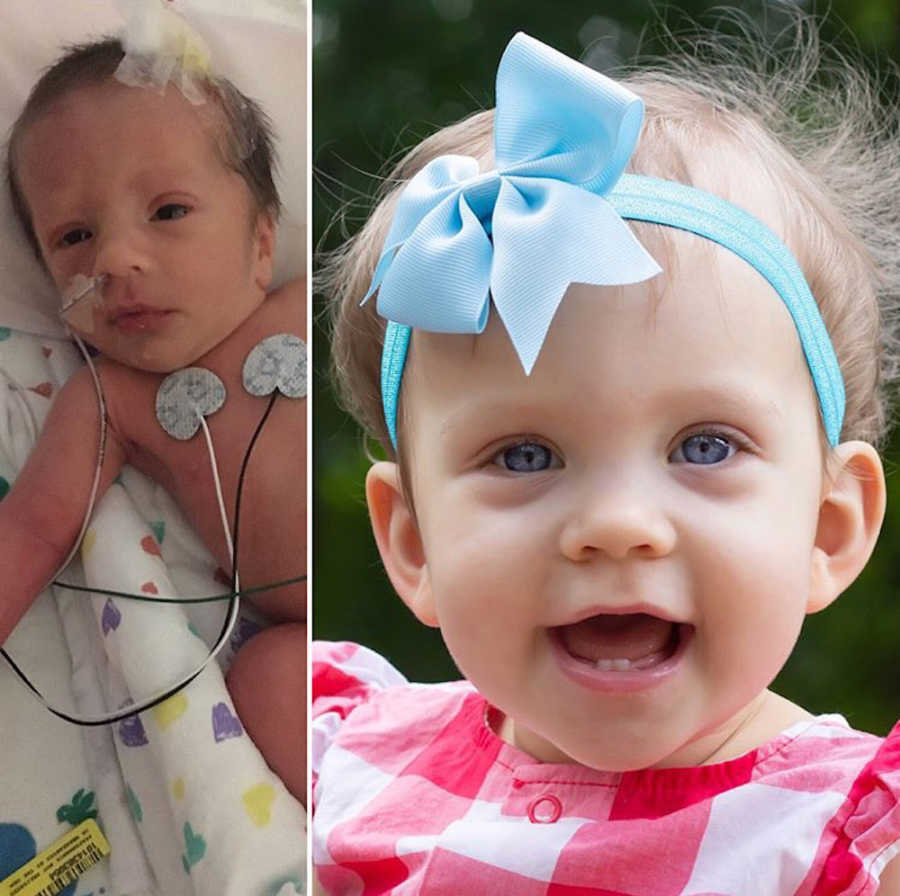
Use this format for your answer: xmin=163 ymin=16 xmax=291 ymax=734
xmin=252 ymin=210 xmax=276 ymax=291
xmin=808 ymin=441 xmax=885 ymax=613
xmin=366 ymin=462 xmax=438 ymax=627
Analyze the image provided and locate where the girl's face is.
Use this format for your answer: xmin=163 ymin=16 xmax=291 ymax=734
xmin=397 ymin=232 xmax=830 ymax=771
xmin=16 ymin=82 xmax=273 ymax=372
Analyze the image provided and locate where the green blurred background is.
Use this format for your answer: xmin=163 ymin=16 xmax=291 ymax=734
xmin=313 ymin=0 xmax=900 ymax=735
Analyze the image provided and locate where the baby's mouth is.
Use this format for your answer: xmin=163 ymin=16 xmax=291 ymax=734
xmin=554 ymin=613 xmax=688 ymax=671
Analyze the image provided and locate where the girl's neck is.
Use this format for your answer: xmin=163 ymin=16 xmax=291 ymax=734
xmin=497 ymin=689 xmax=813 ymax=771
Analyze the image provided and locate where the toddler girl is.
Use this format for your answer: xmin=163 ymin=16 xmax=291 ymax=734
xmin=313 ymin=22 xmax=900 ymax=895
xmin=3 ymin=31 xmax=305 ymax=798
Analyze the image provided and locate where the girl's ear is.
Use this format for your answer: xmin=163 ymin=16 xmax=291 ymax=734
xmin=808 ymin=441 xmax=886 ymax=613
xmin=366 ymin=461 xmax=438 ymax=627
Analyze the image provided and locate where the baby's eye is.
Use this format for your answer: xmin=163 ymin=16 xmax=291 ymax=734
xmin=493 ymin=441 xmax=559 ymax=473
xmin=152 ymin=203 xmax=190 ymax=221
xmin=59 ymin=227 xmax=92 ymax=247
xmin=669 ymin=433 xmax=736 ymax=465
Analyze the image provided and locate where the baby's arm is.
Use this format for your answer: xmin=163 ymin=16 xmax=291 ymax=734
xmin=0 ymin=366 xmax=126 ymax=645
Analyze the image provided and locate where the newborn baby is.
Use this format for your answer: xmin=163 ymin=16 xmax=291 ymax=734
xmin=3 ymin=38 xmax=306 ymax=800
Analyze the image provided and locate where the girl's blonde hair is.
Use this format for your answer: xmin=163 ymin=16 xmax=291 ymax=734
xmin=321 ymin=12 xmax=900 ymax=456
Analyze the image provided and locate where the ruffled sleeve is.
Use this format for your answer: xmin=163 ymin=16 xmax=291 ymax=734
xmin=815 ymin=721 xmax=900 ymax=895
xmin=310 ymin=641 xmax=408 ymax=802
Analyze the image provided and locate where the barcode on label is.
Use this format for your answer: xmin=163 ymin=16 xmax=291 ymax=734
xmin=46 ymin=843 xmax=103 ymax=888
xmin=25 ymin=845 xmax=101 ymax=896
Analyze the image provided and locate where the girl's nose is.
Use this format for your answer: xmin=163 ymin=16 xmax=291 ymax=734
xmin=559 ymin=482 xmax=677 ymax=562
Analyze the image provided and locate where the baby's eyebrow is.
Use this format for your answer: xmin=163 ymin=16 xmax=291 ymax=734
xmin=436 ymin=383 xmax=785 ymax=442
xmin=128 ymin=164 xmax=199 ymax=191
xmin=437 ymin=396 xmax=583 ymax=444
xmin=650 ymin=384 xmax=784 ymax=420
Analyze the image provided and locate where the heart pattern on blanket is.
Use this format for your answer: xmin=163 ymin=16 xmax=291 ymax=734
xmin=140 ymin=535 xmax=162 ymax=558
xmin=119 ymin=713 xmax=148 ymax=748
xmin=212 ymin=702 xmax=244 ymax=742
xmin=141 ymin=581 xmax=159 ymax=595
xmin=242 ymin=782 xmax=276 ymax=828
xmin=29 ymin=382 xmax=52 ymax=399
xmin=242 ymin=333 xmax=307 ymax=398
xmin=181 ymin=822 xmax=207 ymax=872
xmin=153 ymin=693 xmax=188 ymax=730
xmin=102 ymin=599 xmax=121 ymax=635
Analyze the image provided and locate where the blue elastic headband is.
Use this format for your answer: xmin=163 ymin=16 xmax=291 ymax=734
xmin=364 ymin=33 xmax=845 ymax=449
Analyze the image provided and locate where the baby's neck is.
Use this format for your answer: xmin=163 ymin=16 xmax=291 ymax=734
xmin=179 ymin=281 xmax=300 ymax=376
xmin=498 ymin=689 xmax=813 ymax=770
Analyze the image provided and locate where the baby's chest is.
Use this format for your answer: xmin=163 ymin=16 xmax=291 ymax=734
xmin=109 ymin=358 xmax=304 ymax=555
xmin=129 ymin=387 xmax=303 ymax=511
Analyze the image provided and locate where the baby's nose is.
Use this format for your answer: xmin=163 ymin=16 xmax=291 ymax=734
xmin=92 ymin=228 xmax=150 ymax=279
xmin=559 ymin=481 xmax=676 ymax=562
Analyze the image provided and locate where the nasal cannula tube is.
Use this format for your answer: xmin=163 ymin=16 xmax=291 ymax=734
xmin=60 ymin=273 xmax=108 ymax=314
xmin=60 ymin=273 xmax=108 ymax=333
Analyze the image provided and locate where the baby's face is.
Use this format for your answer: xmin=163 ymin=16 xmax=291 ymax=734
xmin=16 ymin=82 xmax=273 ymax=372
xmin=401 ymin=232 xmax=827 ymax=771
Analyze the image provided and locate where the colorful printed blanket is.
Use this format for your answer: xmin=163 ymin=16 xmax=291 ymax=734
xmin=0 ymin=328 xmax=305 ymax=895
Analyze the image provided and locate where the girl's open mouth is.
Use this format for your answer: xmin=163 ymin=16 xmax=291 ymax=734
xmin=551 ymin=613 xmax=694 ymax=691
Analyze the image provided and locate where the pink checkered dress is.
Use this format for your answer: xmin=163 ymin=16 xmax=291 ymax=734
xmin=312 ymin=641 xmax=900 ymax=895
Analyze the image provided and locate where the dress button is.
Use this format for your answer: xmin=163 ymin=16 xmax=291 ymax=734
xmin=527 ymin=794 xmax=562 ymax=824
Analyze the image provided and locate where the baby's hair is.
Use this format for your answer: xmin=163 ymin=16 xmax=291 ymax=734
xmin=321 ymin=11 xmax=900 ymax=457
xmin=6 ymin=36 xmax=281 ymax=262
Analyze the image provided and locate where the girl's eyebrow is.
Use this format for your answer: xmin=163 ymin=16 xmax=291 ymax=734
xmin=438 ymin=399 xmax=558 ymax=438
xmin=648 ymin=384 xmax=785 ymax=422
xmin=437 ymin=382 xmax=785 ymax=440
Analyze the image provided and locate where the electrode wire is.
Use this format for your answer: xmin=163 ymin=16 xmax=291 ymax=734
xmin=1 ymin=281 xmax=290 ymax=723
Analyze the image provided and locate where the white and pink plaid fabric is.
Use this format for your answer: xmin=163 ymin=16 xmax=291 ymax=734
xmin=312 ymin=641 xmax=900 ymax=895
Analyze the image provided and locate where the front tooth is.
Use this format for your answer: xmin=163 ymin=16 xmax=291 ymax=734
xmin=595 ymin=658 xmax=633 ymax=671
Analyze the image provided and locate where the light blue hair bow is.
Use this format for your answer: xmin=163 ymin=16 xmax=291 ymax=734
xmin=365 ymin=32 xmax=845 ymax=449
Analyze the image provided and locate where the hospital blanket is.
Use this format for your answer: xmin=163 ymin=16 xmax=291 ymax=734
xmin=0 ymin=328 xmax=306 ymax=895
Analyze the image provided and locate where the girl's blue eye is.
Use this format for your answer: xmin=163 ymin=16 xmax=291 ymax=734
xmin=496 ymin=442 xmax=557 ymax=472
xmin=153 ymin=203 xmax=189 ymax=221
xmin=60 ymin=228 xmax=92 ymax=247
xmin=671 ymin=433 xmax=735 ymax=465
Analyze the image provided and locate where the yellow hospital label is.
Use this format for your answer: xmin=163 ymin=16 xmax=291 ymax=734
xmin=0 ymin=819 xmax=110 ymax=896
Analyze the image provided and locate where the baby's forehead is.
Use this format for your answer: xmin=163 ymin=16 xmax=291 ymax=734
xmin=27 ymin=80 xmax=222 ymax=156
xmin=406 ymin=232 xmax=814 ymax=426
xmin=19 ymin=81 xmax=232 ymax=186
xmin=653 ymin=134 xmax=793 ymax=241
